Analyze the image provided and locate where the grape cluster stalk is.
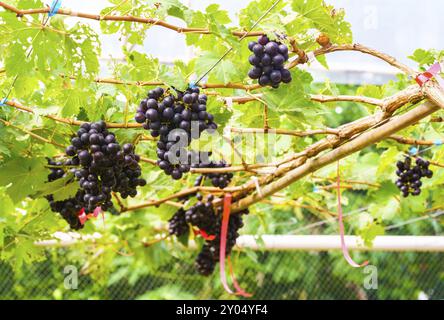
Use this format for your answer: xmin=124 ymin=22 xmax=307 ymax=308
xmin=395 ymin=156 xmax=433 ymax=197
xmin=247 ymin=35 xmax=292 ymax=88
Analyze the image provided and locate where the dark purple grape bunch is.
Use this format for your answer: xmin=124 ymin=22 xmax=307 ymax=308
xmin=206 ymin=209 xmax=248 ymax=262
xmin=46 ymin=158 xmax=85 ymax=230
xmin=193 ymin=159 xmax=233 ymax=189
xmin=66 ymin=121 xmax=146 ymax=213
xmin=47 ymin=158 xmax=66 ymax=182
xmin=135 ymin=87 xmax=218 ymax=180
xmin=167 ymin=175 xmax=209 ymax=237
xmin=168 ymin=208 xmax=189 ymax=237
xmin=166 ymin=186 xmax=249 ymax=276
xmin=195 ymin=208 xmax=249 ymax=276
xmin=185 ymin=194 xmax=218 ymax=233
xmin=395 ymin=156 xmax=433 ymax=197
xmin=247 ymin=35 xmax=292 ymax=88
xmin=195 ymin=244 xmax=216 ymax=276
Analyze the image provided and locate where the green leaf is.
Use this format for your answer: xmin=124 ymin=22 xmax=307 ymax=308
xmin=177 ymin=227 xmax=190 ymax=247
xmin=195 ymin=51 xmax=239 ymax=84
xmin=358 ymin=222 xmax=385 ymax=247
xmin=158 ymin=64 xmax=187 ymax=90
xmin=408 ymin=49 xmax=436 ymax=67
xmin=369 ymin=197 xmax=400 ymax=221
xmin=0 ymin=158 xmax=47 ymax=203
xmin=376 ymin=147 xmax=399 ymax=180
xmin=33 ymin=173 xmax=78 ymax=202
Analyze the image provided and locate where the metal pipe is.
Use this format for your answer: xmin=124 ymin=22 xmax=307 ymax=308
xmin=236 ymin=235 xmax=444 ymax=252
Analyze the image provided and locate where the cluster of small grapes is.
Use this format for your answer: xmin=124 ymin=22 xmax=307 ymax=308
xmin=66 ymin=121 xmax=146 ymax=213
xmin=395 ymin=156 xmax=433 ymax=197
xmin=168 ymin=208 xmax=188 ymax=237
xmin=247 ymin=35 xmax=292 ymax=88
xmin=192 ymin=159 xmax=233 ymax=189
xmin=168 ymin=174 xmax=207 ymax=237
xmin=135 ymin=87 xmax=218 ymax=180
xmin=184 ymin=194 xmax=218 ymax=233
xmin=167 ymin=189 xmax=248 ymax=276
xmin=46 ymin=159 xmax=85 ymax=230
xmin=196 ymin=209 xmax=249 ymax=276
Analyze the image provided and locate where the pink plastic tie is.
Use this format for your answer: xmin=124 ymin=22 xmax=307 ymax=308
xmin=228 ymin=256 xmax=253 ymax=298
xmin=416 ymin=62 xmax=444 ymax=90
xmin=337 ymin=161 xmax=369 ymax=268
xmin=219 ymin=194 xmax=252 ymax=297
xmin=219 ymin=193 xmax=235 ymax=295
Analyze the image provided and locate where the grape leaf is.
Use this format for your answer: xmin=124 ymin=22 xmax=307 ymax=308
xmin=32 ymin=173 xmax=78 ymax=202
xmin=0 ymin=158 xmax=47 ymax=203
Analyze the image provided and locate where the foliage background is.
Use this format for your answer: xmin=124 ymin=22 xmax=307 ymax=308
xmin=0 ymin=0 xmax=443 ymax=300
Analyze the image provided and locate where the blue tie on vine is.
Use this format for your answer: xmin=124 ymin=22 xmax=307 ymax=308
xmin=188 ymin=82 xmax=199 ymax=90
xmin=48 ymin=0 xmax=62 ymax=17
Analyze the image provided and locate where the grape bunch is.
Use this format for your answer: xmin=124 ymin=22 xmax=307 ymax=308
xmin=135 ymin=87 xmax=218 ymax=180
xmin=46 ymin=158 xmax=85 ymax=230
xmin=195 ymin=244 xmax=216 ymax=276
xmin=167 ymin=188 xmax=249 ymax=276
xmin=247 ymin=35 xmax=292 ymax=88
xmin=66 ymin=121 xmax=146 ymax=213
xmin=185 ymin=194 xmax=218 ymax=233
xmin=395 ymin=156 xmax=433 ymax=197
xmin=192 ymin=159 xmax=233 ymax=189
xmin=168 ymin=208 xmax=188 ymax=237
xmin=168 ymin=175 xmax=210 ymax=236
xmin=195 ymin=208 xmax=249 ymax=276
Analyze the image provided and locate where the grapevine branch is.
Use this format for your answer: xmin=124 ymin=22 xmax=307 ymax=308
xmin=4 ymin=84 xmax=436 ymax=180
xmin=2 ymin=89 xmax=386 ymax=131
xmin=0 ymin=2 xmax=263 ymax=38
xmin=60 ymin=42 xmax=410 ymax=92
xmin=288 ymin=43 xmax=416 ymax=76
xmin=0 ymin=118 xmax=65 ymax=148
xmin=387 ymin=135 xmax=438 ymax=146
xmin=221 ymin=93 xmax=383 ymax=106
xmin=231 ymin=84 xmax=444 ymax=212
xmin=230 ymin=127 xmax=340 ymax=137
xmin=3 ymin=99 xmax=141 ymax=128
xmin=127 ymin=84 xmax=438 ymax=213
xmin=311 ymin=175 xmax=380 ymax=188
xmin=0 ymin=2 xmax=421 ymax=78
xmin=210 ymin=84 xmax=427 ymax=210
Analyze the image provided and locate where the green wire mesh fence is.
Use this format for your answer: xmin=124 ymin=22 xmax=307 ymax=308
xmin=0 ymin=250 xmax=442 ymax=300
